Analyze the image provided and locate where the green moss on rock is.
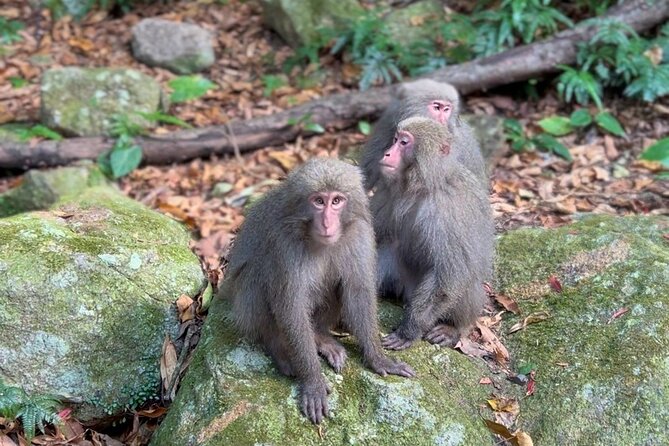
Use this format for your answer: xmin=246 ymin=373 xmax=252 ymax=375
xmin=496 ymin=215 xmax=669 ymax=445
xmin=0 ymin=186 xmax=206 ymax=420
xmin=151 ymin=297 xmax=492 ymax=445
xmin=40 ymin=67 xmax=163 ymax=137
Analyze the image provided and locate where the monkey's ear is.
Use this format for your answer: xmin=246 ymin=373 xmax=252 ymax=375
xmin=441 ymin=142 xmax=451 ymax=155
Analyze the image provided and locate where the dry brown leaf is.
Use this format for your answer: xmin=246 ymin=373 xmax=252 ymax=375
xmin=160 ymin=336 xmax=178 ymax=396
xmin=514 ymin=430 xmax=534 ymax=446
xmin=548 ymin=275 xmax=563 ymax=293
xmin=487 ymin=397 xmax=520 ymax=416
xmin=494 ymin=293 xmax=520 ymax=314
xmin=479 ymin=377 xmax=492 ymax=385
xmin=0 ymin=434 xmax=17 ymax=446
xmin=176 ymin=294 xmax=195 ymax=322
xmin=508 ymin=311 xmax=551 ymax=334
xmin=607 ymin=307 xmax=629 ymax=324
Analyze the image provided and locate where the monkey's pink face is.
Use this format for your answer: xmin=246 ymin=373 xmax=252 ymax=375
xmin=309 ymin=191 xmax=347 ymax=246
xmin=428 ymin=100 xmax=452 ymax=124
xmin=381 ymin=130 xmax=414 ymax=177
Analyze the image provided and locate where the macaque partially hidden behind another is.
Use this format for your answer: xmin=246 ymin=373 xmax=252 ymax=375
xmin=371 ymin=117 xmax=495 ymax=351
xmin=360 ymin=79 xmax=488 ymax=191
xmin=221 ymin=158 xmax=415 ymax=424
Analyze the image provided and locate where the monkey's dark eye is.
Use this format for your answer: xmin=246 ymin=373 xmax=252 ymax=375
xmin=332 ymin=197 xmax=341 ymax=205
xmin=315 ymin=197 xmax=325 ymax=206
xmin=433 ymin=104 xmax=441 ymax=111
xmin=400 ymin=139 xmax=408 ymax=146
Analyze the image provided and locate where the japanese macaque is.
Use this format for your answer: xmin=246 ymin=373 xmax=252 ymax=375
xmin=222 ymin=158 xmax=415 ymax=424
xmin=370 ymin=117 xmax=494 ymax=351
xmin=360 ymin=79 xmax=487 ymax=191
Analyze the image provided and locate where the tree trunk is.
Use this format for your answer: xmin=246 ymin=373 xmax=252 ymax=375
xmin=1 ymin=0 xmax=667 ymax=170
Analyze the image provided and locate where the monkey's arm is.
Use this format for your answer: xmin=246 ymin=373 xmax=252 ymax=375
xmin=269 ymin=279 xmax=330 ymax=423
xmin=340 ymin=239 xmax=415 ymax=377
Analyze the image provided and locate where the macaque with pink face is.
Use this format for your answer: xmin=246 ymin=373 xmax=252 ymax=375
xmin=360 ymin=79 xmax=487 ymax=191
xmin=370 ymin=117 xmax=495 ymax=351
xmin=222 ymin=158 xmax=415 ymax=425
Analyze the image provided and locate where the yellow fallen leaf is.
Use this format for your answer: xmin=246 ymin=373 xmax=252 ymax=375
xmin=508 ymin=311 xmax=550 ymax=334
xmin=268 ymin=150 xmax=299 ymax=171
xmin=514 ymin=430 xmax=534 ymax=446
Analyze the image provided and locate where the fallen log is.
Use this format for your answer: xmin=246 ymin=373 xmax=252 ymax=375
xmin=1 ymin=0 xmax=667 ymax=170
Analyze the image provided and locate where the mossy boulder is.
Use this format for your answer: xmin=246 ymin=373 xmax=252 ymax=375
xmin=0 ymin=186 xmax=206 ymax=420
xmin=259 ymin=0 xmax=364 ymax=48
xmin=496 ymin=215 xmax=669 ymax=445
xmin=0 ymin=165 xmax=107 ymax=218
xmin=40 ymin=68 xmax=163 ymax=137
xmin=151 ymin=299 xmax=493 ymax=445
xmin=385 ymin=0 xmax=444 ymax=43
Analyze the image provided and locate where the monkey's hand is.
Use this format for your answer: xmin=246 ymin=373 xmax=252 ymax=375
xmin=299 ymin=379 xmax=330 ymax=424
xmin=368 ymin=355 xmax=416 ymax=378
xmin=381 ymin=331 xmax=416 ymax=350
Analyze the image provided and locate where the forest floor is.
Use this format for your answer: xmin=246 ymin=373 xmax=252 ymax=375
xmin=0 ymin=0 xmax=668 ymax=445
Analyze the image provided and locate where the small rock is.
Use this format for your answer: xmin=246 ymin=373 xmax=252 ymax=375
xmin=211 ymin=182 xmax=234 ymax=198
xmin=132 ymin=19 xmax=214 ymax=74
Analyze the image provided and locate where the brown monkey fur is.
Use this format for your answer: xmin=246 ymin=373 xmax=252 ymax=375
xmin=360 ymin=79 xmax=487 ymax=191
xmin=370 ymin=117 xmax=495 ymax=350
xmin=222 ymin=158 xmax=415 ymax=424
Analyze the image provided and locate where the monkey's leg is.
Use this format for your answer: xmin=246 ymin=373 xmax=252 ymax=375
xmin=262 ymin=329 xmax=297 ymax=377
xmin=382 ymin=272 xmax=441 ymax=350
xmin=426 ymin=285 xmax=484 ymax=347
xmin=314 ymin=301 xmax=347 ymax=373
xmin=377 ymin=242 xmax=403 ymax=300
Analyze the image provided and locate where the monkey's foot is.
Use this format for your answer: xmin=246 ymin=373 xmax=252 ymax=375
xmin=381 ymin=332 xmax=416 ymax=350
xmin=316 ymin=337 xmax=347 ymax=373
xmin=299 ymin=380 xmax=330 ymax=424
xmin=272 ymin=356 xmax=296 ymax=377
xmin=369 ymin=356 xmax=416 ymax=378
xmin=424 ymin=324 xmax=460 ymax=348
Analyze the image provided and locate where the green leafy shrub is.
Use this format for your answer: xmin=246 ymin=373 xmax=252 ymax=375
xmin=559 ymin=20 xmax=669 ymax=105
xmin=471 ymin=0 xmax=573 ymax=57
xmin=0 ymin=18 xmax=24 ymax=44
xmin=12 ymin=125 xmax=63 ymax=142
xmin=0 ymin=381 xmax=61 ymax=441
xmin=504 ymin=118 xmax=572 ymax=161
xmin=168 ymin=75 xmax=217 ymax=103
xmin=538 ymin=109 xmax=624 ymax=137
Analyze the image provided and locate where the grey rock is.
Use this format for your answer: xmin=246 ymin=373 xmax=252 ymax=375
xmin=131 ymin=19 xmax=215 ymax=74
xmin=259 ymin=0 xmax=364 ymax=48
xmin=40 ymin=67 xmax=163 ymax=137
xmin=462 ymin=114 xmax=505 ymax=165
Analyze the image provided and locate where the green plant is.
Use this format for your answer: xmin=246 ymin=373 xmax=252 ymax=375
xmin=9 ymin=76 xmax=27 ymax=88
xmin=539 ymin=108 xmax=625 ymax=138
xmin=98 ymin=133 xmax=143 ymax=179
xmin=471 ymin=0 xmax=573 ymax=57
xmin=168 ymin=75 xmax=217 ymax=103
xmin=261 ymin=74 xmax=287 ymax=97
xmin=504 ymin=118 xmax=572 ymax=161
xmin=639 ymin=138 xmax=669 ymax=168
xmin=136 ymin=111 xmax=191 ymax=128
xmin=0 ymin=18 xmax=24 ymax=45
xmin=559 ymin=19 xmax=669 ymax=105
xmin=0 ymin=381 xmax=61 ymax=441
xmin=287 ymin=113 xmax=325 ymax=134
xmin=13 ymin=125 xmax=63 ymax=142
